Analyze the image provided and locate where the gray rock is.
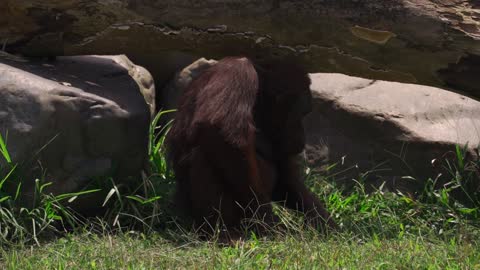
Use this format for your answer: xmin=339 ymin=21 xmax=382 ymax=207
xmin=305 ymin=73 xmax=480 ymax=191
xmin=0 ymin=54 xmax=153 ymax=211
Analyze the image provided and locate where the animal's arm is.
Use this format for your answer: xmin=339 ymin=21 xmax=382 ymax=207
xmin=273 ymin=156 xmax=337 ymax=229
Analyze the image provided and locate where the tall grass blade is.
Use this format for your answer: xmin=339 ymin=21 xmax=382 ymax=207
xmin=0 ymin=164 xmax=17 ymax=190
xmin=455 ymin=144 xmax=465 ymax=170
xmin=0 ymin=132 xmax=11 ymax=163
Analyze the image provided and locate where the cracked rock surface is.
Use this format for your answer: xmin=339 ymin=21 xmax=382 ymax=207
xmin=1 ymin=0 xmax=479 ymax=97
xmin=0 ymin=54 xmax=153 ymax=211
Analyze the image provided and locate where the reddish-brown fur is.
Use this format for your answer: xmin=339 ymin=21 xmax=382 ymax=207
xmin=166 ymin=56 xmax=335 ymax=237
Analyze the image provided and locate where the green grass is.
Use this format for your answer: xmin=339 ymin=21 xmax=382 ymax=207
xmin=1 ymin=112 xmax=480 ymax=269
xmin=1 ymin=233 xmax=479 ymax=269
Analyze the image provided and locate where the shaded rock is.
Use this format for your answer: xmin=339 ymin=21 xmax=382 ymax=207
xmin=0 ymin=53 xmax=153 ymax=212
xmin=102 ymin=55 xmax=156 ymax=116
xmin=1 ymin=0 xmax=479 ymax=97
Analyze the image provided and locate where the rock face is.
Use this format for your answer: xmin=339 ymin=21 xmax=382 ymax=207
xmin=165 ymin=59 xmax=480 ymax=192
xmin=305 ymin=73 xmax=480 ymax=190
xmin=0 ymin=54 xmax=154 ymax=211
xmin=1 ymin=0 xmax=479 ymax=97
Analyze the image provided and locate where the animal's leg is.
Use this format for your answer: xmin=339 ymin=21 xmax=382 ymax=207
xmin=188 ymin=147 xmax=242 ymax=235
xmin=193 ymin=127 xmax=277 ymax=230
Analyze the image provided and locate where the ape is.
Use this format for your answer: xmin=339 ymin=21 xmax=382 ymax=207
xmin=166 ymin=56 xmax=335 ymax=237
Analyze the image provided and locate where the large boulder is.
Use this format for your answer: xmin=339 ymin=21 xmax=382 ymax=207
xmin=0 ymin=53 xmax=154 ymax=211
xmin=1 ymin=0 xmax=479 ymax=97
xmin=305 ymin=73 xmax=480 ymax=191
